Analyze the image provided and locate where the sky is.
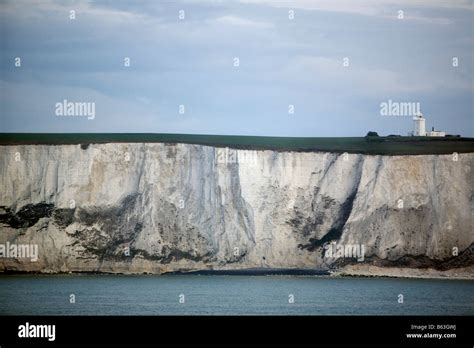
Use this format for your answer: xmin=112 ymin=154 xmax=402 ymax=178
xmin=1 ymin=0 xmax=473 ymax=136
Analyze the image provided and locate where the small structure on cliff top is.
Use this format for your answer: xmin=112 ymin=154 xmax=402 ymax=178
xmin=409 ymin=113 xmax=445 ymax=137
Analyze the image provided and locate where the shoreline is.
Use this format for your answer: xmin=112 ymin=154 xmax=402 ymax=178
xmin=332 ymin=264 xmax=474 ymax=281
xmin=1 ymin=266 xmax=472 ymax=281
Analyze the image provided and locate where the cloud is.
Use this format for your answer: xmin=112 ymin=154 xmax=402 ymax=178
xmin=0 ymin=80 xmax=161 ymax=132
xmin=239 ymin=0 xmax=473 ymax=23
xmin=214 ymin=15 xmax=273 ymax=28
xmin=0 ymin=0 xmax=149 ymax=24
xmin=282 ymin=56 xmax=472 ymax=96
xmin=239 ymin=0 xmax=473 ymax=13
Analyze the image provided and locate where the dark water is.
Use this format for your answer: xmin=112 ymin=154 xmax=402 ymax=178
xmin=0 ymin=275 xmax=472 ymax=315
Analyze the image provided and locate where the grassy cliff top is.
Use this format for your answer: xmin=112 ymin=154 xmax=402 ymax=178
xmin=0 ymin=133 xmax=473 ymax=155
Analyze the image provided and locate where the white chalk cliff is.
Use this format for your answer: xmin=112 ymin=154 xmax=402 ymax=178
xmin=0 ymin=143 xmax=472 ymax=275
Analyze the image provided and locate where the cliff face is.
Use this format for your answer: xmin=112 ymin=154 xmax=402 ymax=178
xmin=0 ymin=143 xmax=472 ymax=274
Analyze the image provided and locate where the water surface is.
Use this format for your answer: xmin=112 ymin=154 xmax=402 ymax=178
xmin=0 ymin=275 xmax=472 ymax=315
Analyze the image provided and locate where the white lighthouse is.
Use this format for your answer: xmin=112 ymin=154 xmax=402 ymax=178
xmin=412 ymin=114 xmax=426 ymax=136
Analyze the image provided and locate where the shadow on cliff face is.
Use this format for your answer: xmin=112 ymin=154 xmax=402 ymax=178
xmin=0 ymin=203 xmax=54 ymax=229
xmin=331 ymin=244 xmax=474 ymax=271
xmin=0 ymin=196 xmax=145 ymax=265
xmin=70 ymin=194 xmax=144 ymax=262
xmin=72 ymin=193 xmax=215 ymax=265
xmin=287 ymin=154 xmax=363 ymax=254
xmin=52 ymin=208 xmax=75 ymax=227
xmin=289 ymin=189 xmax=358 ymax=253
xmin=133 ymin=246 xmax=213 ymax=263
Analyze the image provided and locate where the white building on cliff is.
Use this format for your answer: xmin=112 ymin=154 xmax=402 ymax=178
xmin=412 ymin=114 xmax=426 ymax=136
xmin=409 ymin=113 xmax=445 ymax=137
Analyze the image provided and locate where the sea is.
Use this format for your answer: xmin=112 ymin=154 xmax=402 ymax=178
xmin=0 ymin=274 xmax=472 ymax=315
